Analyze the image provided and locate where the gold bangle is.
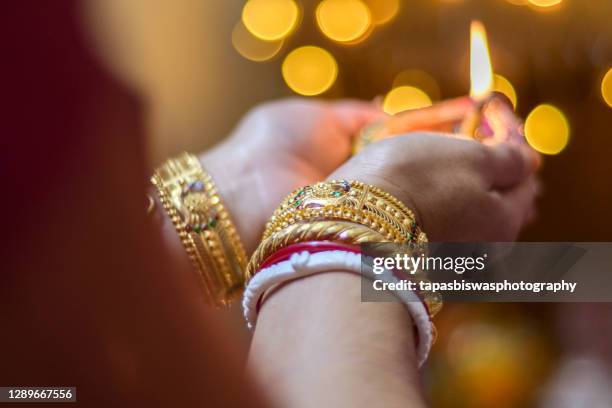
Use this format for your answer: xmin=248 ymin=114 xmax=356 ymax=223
xmin=246 ymin=220 xmax=388 ymax=280
xmin=265 ymin=180 xmax=426 ymax=243
xmin=151 ymin=152 xmax=247 ymax=306
xmin=248 ymin=180 xmax=440 ymax=318
xmin=266 ymin=206 xmax=406 ymax=242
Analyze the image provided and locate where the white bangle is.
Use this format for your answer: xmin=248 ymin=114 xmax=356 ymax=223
xmin=242 ymin=250 xmax=434 ymax=367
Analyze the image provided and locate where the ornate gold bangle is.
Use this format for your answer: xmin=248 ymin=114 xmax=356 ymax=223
xmin=151 ymin=152 xmax=247 ymax=306
xmin=265 ymin=180 xmax=427 ymax=243
xmin=248 ymin=180 xmax=440 ymax=317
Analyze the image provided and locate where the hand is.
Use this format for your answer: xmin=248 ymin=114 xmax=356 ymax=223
xmin=200 ymin=98 xmax=382 ymax=252
xmin=330 ymin=133 xmax=540 ymax=241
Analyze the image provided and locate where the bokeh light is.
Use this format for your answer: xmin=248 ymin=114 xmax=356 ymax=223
xmin=505 ymin=0 xmax=529 ymax=5
xmin=393 ymin=69 xmax=441 ymax=101
xmin=524 ymin=104 xmax=569 ymax=155
xmin=528 ymin=0 xmax=562 ymax=9
xmin=600 ymin=68 xmax=612 ymax=109
xmin=242 ymin=0 xmax=299 ymax=41
xmin=363 ymin=0 xmax=400 ymax=26
xmin=383 ymin=86 xmax=432 ymax=115
xmin=282 ymin=46 xmax=338 ymax=96
xmin=232 ymin=22 xmax=284 ymax=62
xmin=493 ymin=74 xmax=518 ymax=109
xmin=316 ymin=0 xmax=372 ymax=43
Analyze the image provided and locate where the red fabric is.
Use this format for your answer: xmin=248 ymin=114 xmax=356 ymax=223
xmin=0 ymin=2 xmax=266 ymax=407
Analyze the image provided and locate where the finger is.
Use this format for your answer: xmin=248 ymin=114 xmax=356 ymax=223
xmin=486 ymin=142 xmax=540 ymax=189
xmin=524 ymin=177 xmax=542 ymax=225
xmin=376 ymin=96 xmax=473 ymax=136
xmin=500 ymin=175 xmax=539 ymax=230
xmin=329 ymin=100 xmax=386 ymax=137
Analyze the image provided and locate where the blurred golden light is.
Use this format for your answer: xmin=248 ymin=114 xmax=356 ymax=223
xmin=600 ymin=68 xmax=612 ymax=109
xmin=505 ymin=0 xmax=529 ymax=5
xmin=232 ymin=22 xmax=284 ymax=62
xmin=528 ymin=0 xmax=562 ymax=8
xmin=470 ymin=21 xmax=494 ymax=100
xmin=242 ymin=0 xmax=299 ymax=41
xmin=383 ymin=86 xmax=432 ymax=115
xmin=524 ymin=104 xmax=569 ymax=155
xmin=493 ymin=74 xmax=517 ymax=109
xmin=340 ymin=24 xmax=375 ymax=45
xmin=316 ymin=0 xmax=372 ymax=43
xmin=393 ymin=69 xmax=441 ymax=101
xmin=363 ymin=0 xmax=400 ymax=25
xmin=282 ymin=46 xmax=338 ymax=96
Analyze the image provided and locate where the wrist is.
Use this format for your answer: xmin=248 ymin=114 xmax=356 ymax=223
xmin=199 ymin=143 xmax=261 ymax=254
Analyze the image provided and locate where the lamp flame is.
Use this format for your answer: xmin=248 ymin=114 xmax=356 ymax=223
xmin=469 ymin=20 xmax=493 ymax=100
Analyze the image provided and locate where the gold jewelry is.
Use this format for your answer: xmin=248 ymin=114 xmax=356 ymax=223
xmin=248 ymin=180 xmax=440 ymax=318
xmin=151 ymin=152 xmax=247 ymax=306
xmin=266 ymin=206 xmax=406 ymax=242
xmin=246 ymin=220 xmax=388 ymax=280
xmin=407 ymin=271 xmax=443 ymax=318
xmin=248 ymin=181 xmax=427 ymax=279
xmin=265 ymin=180 xmax=427 ymax=243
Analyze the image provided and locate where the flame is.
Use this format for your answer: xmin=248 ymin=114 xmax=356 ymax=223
xmin=469 ymin=21 xmax=494 ymax=100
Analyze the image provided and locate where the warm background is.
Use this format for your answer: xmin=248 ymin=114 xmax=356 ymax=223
xmin=85 ymin=0 xmax=612 ymax=242
xmin=83 ymin=0 xmax=612 ymax=406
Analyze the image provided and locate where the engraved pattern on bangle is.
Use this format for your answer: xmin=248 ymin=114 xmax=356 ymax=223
xmin=249 ymin=180 xmax=439 ymax=318
xmin=152 ymin=152 xmax=247 ymax=306
xmin=265 ymin=180 xmax=427 ymax=243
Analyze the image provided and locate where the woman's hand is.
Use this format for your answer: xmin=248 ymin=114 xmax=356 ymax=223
xmin=330 ymin=132 xmax=540 ymax=241
xmin=201 ymin=98 xmax=382 ymax=252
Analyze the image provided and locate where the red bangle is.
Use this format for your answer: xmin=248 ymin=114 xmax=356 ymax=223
xmin=257 ymin=241 xmax=361 ymax=271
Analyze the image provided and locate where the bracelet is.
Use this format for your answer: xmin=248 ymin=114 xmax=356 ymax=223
xmin=259 ymin=241 xmax=360 ymax=270
xmin=151 ymin=152 xmax=247 ymax=306
xmin=266 ymin=206 xmax=407 ymax=242
xmin=249 ymin=180 xmax=428 ymax=281
xmin=264 ymin=180 xmax=427 ymax=243
xmin=253 ymin=241 xmax=442 ymax=319
xmin=246 ymin=220 xmax=388 ymax=280
xmin=245 ymin=180 xmax=441 ymax=319
xmin=242 ymin=250 xmax=435 ymax=367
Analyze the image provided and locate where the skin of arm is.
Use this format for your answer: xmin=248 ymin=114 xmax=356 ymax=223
xmin=155 ymin=100 xmax=538 ymax=407
xmin=249 ymin=272 xmax=427 ymax=408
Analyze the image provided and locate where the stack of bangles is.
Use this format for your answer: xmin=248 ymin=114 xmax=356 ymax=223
xmin=244 ymin=180 xmax=442 ymax=367
xmin=151 ymin=154 xmax=442 ymax=366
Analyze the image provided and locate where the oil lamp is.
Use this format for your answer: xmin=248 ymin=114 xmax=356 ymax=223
xmin=354 ymin=20 xmax=524 ymax=153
